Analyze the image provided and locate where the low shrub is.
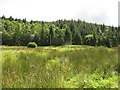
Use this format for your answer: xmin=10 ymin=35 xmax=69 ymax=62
xmin=27 ymin=42 xmax=37 ymax=48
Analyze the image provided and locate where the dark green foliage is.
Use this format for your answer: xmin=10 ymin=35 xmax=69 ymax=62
xmin=64 ymin=27 xmax=72 ymax=45
xmin=27 ymin=42 xmax=37 ymax=48
xmin=22 ymin=18 xmax=26 ymax=23
xmin=1 ymin=15 xmax=119 ymax=47
xmin=54 ymin=28 xmax=64 ymax=46
xmin=8 ymin=16 xmax=14 ymax=21
xmin=84 ymin=34 xmax=97 ymax=46
xmin=49 ymin=25 xmax=55 ymax=45
xmin=1 ymin=15 xmax=6 ymax=20
xmin=106 ymin=37 xmax=112 ymax=47
xmin=72 ymin=31 xmax=82 ymax=45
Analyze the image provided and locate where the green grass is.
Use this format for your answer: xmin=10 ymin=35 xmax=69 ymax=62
xmin=1 ymin=45 xmax=119 ymax=88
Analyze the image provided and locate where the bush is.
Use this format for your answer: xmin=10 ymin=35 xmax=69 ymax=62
xmin=27 ymin=42 xmax=37 ymax=48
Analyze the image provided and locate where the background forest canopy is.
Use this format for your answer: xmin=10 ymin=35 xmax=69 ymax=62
xmin=0 ymin=15 xmax=119 ymax=47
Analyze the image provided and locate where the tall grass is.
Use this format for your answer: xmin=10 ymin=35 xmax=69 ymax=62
xmin=2 ymin=45 xmax=118 ymax=88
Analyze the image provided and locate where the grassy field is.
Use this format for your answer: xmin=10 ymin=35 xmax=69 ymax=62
xmin=1 ymin=45 xmax=119 ymax=88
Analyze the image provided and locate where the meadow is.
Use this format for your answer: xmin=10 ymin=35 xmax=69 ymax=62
xmin=1 ymin=45 xmax=119 ymax=88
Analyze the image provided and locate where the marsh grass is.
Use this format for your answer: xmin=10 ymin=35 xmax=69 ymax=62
xmin=1 ymin=45 xmax=118 ymax=88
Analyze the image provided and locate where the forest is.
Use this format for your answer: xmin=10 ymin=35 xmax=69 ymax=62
xmin=1 ymin=16 xmax=119 ymax=88
xmin=1 ymin=15 xmax=119 ymax=47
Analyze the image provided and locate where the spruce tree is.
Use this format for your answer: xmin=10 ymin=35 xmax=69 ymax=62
xmin=72 ymin=32 xmax=82 ymax=45
xmin=64 ymin=27 xmax=72 ymax=45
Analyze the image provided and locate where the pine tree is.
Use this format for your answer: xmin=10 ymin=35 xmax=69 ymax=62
xmin=106 ymin=37 xmax=112 ymax=47
xmin=54 ymin=28 xmax=64 ymax=46
xmin=23 ymin=18 xmax=26 ymax=23
xmin=1 ymin=15 xmax=6 ymax=19
xmin=8 ymin=16 xmax=14 ymax=21
xmin=64 ymin=27 xmax=72 ymax=45
xmin=72 ymin=31 xmax=82 ymax=45
xmin=49 ymin=25 xmax=54 ymax=45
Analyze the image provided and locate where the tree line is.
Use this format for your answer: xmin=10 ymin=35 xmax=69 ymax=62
xmin=1 ymin=15 xmax=119 ymax=47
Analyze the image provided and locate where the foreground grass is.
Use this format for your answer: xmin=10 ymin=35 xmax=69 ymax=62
xmin=1 ymin=45 xmax=118 ymax=88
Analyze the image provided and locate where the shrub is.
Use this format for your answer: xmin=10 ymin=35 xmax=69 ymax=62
xmin=27 ymin=42 xmax=37 ymax=48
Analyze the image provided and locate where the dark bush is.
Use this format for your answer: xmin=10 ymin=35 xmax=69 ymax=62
xmin=27 ymin=42 xmax=37 ymax=48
